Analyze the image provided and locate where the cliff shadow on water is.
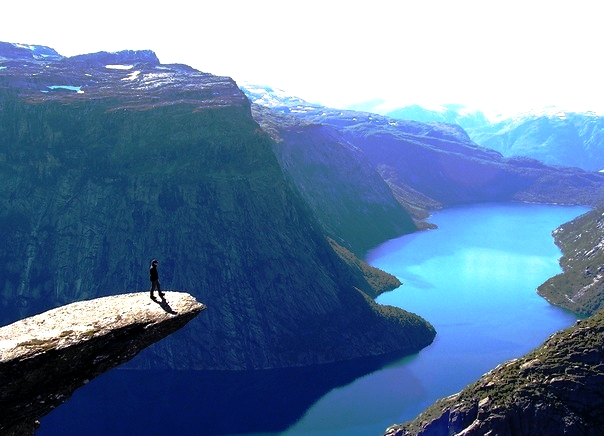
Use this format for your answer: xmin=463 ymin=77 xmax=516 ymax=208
xmin=39 ymin=352 xmax=409 ymax=436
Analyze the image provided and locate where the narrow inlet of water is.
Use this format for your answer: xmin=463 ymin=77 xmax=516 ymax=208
xmin=39 ymin=203 xmax=588 ymax=436
xmin=282 ymin=203 xmax=587 ymax=436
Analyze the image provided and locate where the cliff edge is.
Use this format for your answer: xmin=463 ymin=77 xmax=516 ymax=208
xmin=0 ymin=291 xmax=205 ymax=435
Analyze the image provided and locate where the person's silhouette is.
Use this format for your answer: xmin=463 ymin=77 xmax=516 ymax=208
xmin=149 ymin=259 xmax=163 ymax=299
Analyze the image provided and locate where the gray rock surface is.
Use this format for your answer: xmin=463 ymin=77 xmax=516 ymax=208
xmin=0 ymin=291 xmax=205 ymax=435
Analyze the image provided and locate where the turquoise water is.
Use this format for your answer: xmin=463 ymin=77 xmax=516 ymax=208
xmin=282 ymin=202 xmax=587 ymax=435
xmin=40 ymin=203 xmax=588 ymax=436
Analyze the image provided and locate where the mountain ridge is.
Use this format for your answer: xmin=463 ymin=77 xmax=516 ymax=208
xmin=243 ymin=84 xmax=604 ymax=217
xmin=353 ymin=100 xmax=604 ymax=172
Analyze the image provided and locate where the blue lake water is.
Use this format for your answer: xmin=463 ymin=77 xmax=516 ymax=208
xmin=39 ymin=202 xmax=587 ymax=436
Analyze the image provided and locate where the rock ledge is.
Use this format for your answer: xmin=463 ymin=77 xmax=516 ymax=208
xmin=0 ymin=291 xmax=205 ymax=435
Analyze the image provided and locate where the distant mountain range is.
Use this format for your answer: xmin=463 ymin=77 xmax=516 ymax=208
xmin=243 ymin=84 xmax=604 ymax=212
xmin=469 ymin=110 xmax=604 ymax=172
xmin=344 ymin=99 xmax=604 ymax=172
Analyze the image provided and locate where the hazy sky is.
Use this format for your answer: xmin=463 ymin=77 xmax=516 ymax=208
xmin=3 ymin=0 xmax=603 ymax=117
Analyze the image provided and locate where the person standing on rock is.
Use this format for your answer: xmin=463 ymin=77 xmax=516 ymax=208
xmin=149 ymin=259 xmax=163 ymax=299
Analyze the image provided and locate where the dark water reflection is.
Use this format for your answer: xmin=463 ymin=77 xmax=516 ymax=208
xmin=39 ymin=352 xmax=409 ymax=436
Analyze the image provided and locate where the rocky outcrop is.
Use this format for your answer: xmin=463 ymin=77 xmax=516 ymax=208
xmin=0 ymin=291 xmax=205 ymax=436
xmin=68 ymin=49 xmax=160 ymax=67
xmin=538 ymin=206 xmax=604 ymax=315
xmin=0 ymin=42 xmax=435 ymax=370
xmin=0 ymin=42 xmax=62 ymax=62
xmin=384 ymin=310 xmax=604 ymax=436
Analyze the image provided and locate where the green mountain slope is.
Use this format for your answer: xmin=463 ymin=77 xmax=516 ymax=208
xmin=0 ymin=45 xmax=435 ymax=370
xmin=252 ymin=105 xmax=418 ymax=256
xmin=538 ymin=206 xmax=604 ymax=316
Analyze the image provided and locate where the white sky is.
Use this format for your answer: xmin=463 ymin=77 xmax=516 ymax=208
xmin=3 ymin=0 xmax=604 ymax=118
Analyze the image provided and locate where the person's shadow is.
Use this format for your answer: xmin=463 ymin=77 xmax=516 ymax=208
xmin=150 ymin=292 xmax=178 ymax=315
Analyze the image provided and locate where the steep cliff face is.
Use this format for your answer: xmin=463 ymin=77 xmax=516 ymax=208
xmin=538 ymin=206 xmax=604 ymax=316
xmin=0 ymin=291 xmax=204 ymax=436
xmin=385 ymin=311 xmax=604 ymax=436
xmin=0 ymin=43 xmax=435 ymax=370
xmin=252 ymin=105 xmax=418 ymax=256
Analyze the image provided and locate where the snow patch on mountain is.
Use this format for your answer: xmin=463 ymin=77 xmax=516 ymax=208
xmin=240 ymin=82 xmax=316 ymax=109
xmin=105 ymin=64 xmax=134 ymax=70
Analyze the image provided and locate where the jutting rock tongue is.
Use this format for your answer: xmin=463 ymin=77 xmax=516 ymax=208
xmin=0 ymin=291 xmax=206 ymax=436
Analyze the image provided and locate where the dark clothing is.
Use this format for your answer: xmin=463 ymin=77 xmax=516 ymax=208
xmin=150 ymin=265 xmax=159 ymax=282
xmin=149 ymin=262 xmax=162 ymax=297
xmin=150 ymin=279 xmax=161 ymax=294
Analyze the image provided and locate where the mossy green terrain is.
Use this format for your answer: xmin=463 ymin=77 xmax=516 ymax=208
xmin=538 ymin=207 xmax=604 ymax=316
xmin=328 ymin=238 xmax=401 ymax=298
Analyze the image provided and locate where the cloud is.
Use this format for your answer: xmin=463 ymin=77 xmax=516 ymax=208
xmin=2 ymin=0 xmax=604 ymax=115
